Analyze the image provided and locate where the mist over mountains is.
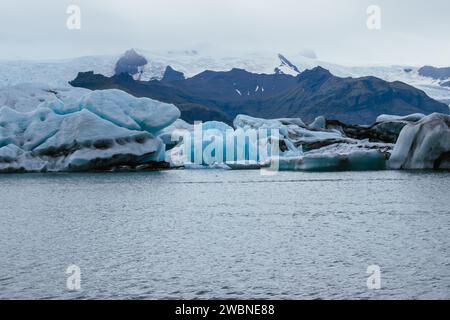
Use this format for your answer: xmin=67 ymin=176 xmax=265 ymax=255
xmin=70 ymin=51 xmax=449 ymax=125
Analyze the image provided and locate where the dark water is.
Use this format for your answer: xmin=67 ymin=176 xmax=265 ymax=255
xmin=0 ymin=170 xmax=449 ymax=300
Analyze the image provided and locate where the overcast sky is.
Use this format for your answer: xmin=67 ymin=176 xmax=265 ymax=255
xmin=0 ymin=0 xmax=449 ymax=66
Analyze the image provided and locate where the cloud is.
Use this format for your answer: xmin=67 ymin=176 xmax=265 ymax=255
xmin=0 ymin=0 xmax=449 ymax=65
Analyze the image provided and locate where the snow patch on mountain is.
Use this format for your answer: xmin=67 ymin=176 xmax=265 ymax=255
xmin=1 ymin=49 xmax=450 ymax=104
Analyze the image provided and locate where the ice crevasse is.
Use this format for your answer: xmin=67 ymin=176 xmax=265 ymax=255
xmin=0 ymin=89 xmax=180 ymax=172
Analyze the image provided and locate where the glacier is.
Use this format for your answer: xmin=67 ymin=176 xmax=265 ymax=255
xmin=2 ymin=49 xmax=450 ymax=104
xmin=0 ymin=89 xmax=180 ymax=172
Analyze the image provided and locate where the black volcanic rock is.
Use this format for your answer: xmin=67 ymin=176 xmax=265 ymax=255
xmin=115 ymin=49 xmax=148 ymax=76
xmin=70 ymin=67 xmax=449 ymax=125
xmin=161 ymin=66 xmax=185 ymax=82
xmin=418 ymin=66 xmax=450 ymax=80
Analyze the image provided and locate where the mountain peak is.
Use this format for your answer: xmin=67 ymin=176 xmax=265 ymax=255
xmin=274 ymin=54 xmax=301 ymax=75
xmin=162 ymin=66 xmax=185 ymax=82
xmin=298 ymin=66 xmax=333 ymax=85
xmin=115 ymin=49 xmax=148 ymax=76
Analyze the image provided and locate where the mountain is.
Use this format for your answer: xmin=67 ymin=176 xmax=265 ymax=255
xmin=114 ymin=49 xmax=148 ymax=77
xmin=161 ymin=66 xmax=185 ymax=82
xmin=418 ymin=66 xmax=450 ymax=81
xmin=70 ymin=71 xmax=232 ymax=123
xmin=1 ymin=48 xmax=450 ymax=105
xmin=70 ymin=66 xmax=449 ymax=124
xmin=243 ymin=67 xmax=449 ymax=124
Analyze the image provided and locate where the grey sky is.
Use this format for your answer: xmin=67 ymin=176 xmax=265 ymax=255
xmin=0 ymin=0 xmax=449 ymax=66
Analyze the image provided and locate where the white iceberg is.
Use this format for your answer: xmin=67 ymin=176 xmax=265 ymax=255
xmin=309 ymin=116 xmax=326 ymax=130
xmin=0 ymin=89 xmax=180 ymax=172
xmin=389 ymin=113 xmax=450 ymax=170
xmin=376 ymin=113 xmax=426 ymax=123
xmin=0 ymin=83 xmax=91 ymax=113
xmin=278 ymin=142 xmax=390 ymax=171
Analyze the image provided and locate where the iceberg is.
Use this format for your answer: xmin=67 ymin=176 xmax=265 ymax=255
xmin=376 ymin=113 xmax=426 ymax=123
xmin=278 ymin=143 xmax=389 ymax=171
xmin=309 ymin=116 xmax=326 ymax=130
xmin=0 ymin=83 xmax=91 ymax=113
xmin=0 ymin=89 xmax=180 ymax=172
xmin=166 ymin=114 xmax=393 ymax=171
xmin=164 ymin=118 xmax=291 ymax=168
xmin=389 ymin=113 xmax=450 ymax=170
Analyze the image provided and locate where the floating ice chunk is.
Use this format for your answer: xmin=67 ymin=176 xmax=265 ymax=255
xmin=158 ymin=119 xmax=193 ymax=147
xmin=278 ymin=143 xmax=389 ymax=171
xmin=167 ymin=120 xmax=285 ymax=167
xmin=389 ymin=113 xmax=450 ymax=169
xmin=166 ymin=115 xmax=397 ymax=171
xmin=234 ymin=114 xmax=306 ymax=131
xmin=0 ymin=90 xmax=180 ymax=172
xmin=376 ymin=113 xmax=426 ymax=123
xmin=309 ymin=116 xmax=326 ymax=130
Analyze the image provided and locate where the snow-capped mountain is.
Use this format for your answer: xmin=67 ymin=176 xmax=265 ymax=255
xmin=0 ymin=48 xmax=450 ymax=105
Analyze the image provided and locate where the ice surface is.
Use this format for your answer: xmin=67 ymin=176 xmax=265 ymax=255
xmin=0 ymin=83 xmax=91 ymax=113
xmin=165 ymin=119 xmax=288 ymax=167
xmin=309 ymin=116 xmax=326 ymax=130
xmin=158 ymin=119 xmax=193 ymax=147
xmin=278 ymin=142 xmax=390 ymax=172
xmin=389 ymin=113 xmax=450 ymax=170
xmin=376 ymin=113 xmax=426 ymax=123
xmin=0 ymin=89 xmax=179 ymax=172
xmin=166 ymin=115 xmax=393 ymax=171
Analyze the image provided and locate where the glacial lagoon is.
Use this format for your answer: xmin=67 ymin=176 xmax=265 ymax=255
xmin=0 ymin=170 xmax=449 ymax=299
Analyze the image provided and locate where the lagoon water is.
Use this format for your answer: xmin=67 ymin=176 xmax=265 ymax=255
xmin=0 ymin=170 xmax=449 ymax=299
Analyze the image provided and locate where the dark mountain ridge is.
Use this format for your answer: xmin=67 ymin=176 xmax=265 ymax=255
xmin=114 ymin=49 xmax=148 ymax=76
xmin=418 ymin=66 xmax=450 ymax=80
xmin=70 ymin=66 xmax=449 ymax=125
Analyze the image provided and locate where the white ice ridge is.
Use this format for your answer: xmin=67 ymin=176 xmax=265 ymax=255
xmin=389 ymin=113 xmax=450 ymax=170
xmin=0 ymin=83 xmax=91 ymax=113
xmin=0 ymin=89 xmax=180 ymax=172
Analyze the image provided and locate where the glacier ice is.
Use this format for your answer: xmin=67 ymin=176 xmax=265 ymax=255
xmin=0 ymin=83 xmax=91 ymax=113
xmin=278 ymin=143 xmax=389 ymax=171
xmin=164 ymin=118 xmax=289 ymax=167
xmin=0 ymin=89 xmax=180 ymax=172
xmin=376 ymin=113 xmax=426 ymax=123
xmin=389 ymin=113 xmax=450 ymax=170
xmin=309 ymin=116 xmax=326 ymax=130
xmin=165 ymin=114 xmax=393 ymax=171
